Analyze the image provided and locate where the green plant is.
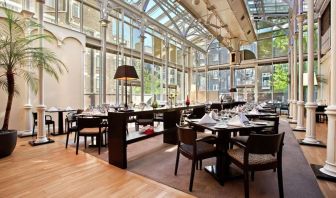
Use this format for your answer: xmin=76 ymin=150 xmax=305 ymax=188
xmin=272 ymin=64 xmax=288 ymax=92
xmin=0 ymin=6 xmax=67 ymax=130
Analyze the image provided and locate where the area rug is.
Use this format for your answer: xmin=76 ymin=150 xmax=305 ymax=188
xmin=68 ymin=120 xmax=323 ymax=197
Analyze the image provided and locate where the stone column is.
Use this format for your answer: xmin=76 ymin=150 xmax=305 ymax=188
xmin=291 ymin=33 xmax=298 ymax=123
xmin=320 ymin=0 xmax=336 ymax=177
xmin=30 ymin=0 xmax=53 ymax=145
xmin=165 ymin=35 xmax=169 ymax=104
xmin=182 ymin=46 xmax=187 ymax=100
xmin=287 ymin=50 xmax=291 ymax=115
xmin=140 ymin=20 xmax=146 ymax=103
xmin=288 ymin=46 xmax=293 ymax=119
xmin=295 ymin=14 xmax=306 ymax=131
xmin=302 ymin=0 xmax=320 ymax=145
xmin=98 ymin=0 xmax=111 ymax=105
xmin=205 ymin=52 xmax=209 ymax=103
xmin=21 ymin=1 xmax=34 ymax=137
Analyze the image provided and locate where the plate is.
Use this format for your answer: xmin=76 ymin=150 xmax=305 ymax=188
xmin=250 ymin=121 xmax=268 ymax=125
xmin=214 ymin=125 xmax=228 ymax=129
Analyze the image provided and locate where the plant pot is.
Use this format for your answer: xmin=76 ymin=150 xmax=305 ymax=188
xmin=0 ymin=130 xmax=17 ymax=158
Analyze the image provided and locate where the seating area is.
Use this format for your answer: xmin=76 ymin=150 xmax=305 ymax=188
xmin=1 ymin=0 xmax=336 ymax=197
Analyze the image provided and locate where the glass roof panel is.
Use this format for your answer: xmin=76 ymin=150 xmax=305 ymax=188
xmin=123 ymin=0 xmax=211 ymax=49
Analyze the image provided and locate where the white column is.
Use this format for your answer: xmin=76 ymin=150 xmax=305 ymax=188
xmin=140 ymin=27 xmax=145 ymax=103
xmin=303 ymin=0 xmax=318 ymax=144
xmin=21 ymin=2 xmax=34 ymax=135
xmin=296 ymin=14 xmax=306 ymax=131
xmin=320 ymin=0 xmax=336 ymax=177
xmin=289 ymin=46 xmax=293 ymax=119
xmin=287 ymin=51 xmax=291 ymax=114
xmin=34 ymin=0 xmax=49 ymax=144
xmin=292 ymin=33 xmax=298 ymax=123
xmin=205 ymin=52 xmax=209 ymax=103
xmin=182 ymin=46 xmax=187 ymax=100
xmin=165 ymin=36 xmax=169 ymax=104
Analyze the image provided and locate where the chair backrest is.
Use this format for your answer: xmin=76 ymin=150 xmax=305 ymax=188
xmin=188 ymin=106 xmax=205 ymax=119
xmin=246 ymin=133 xmax=285 ymax=155
xmin=66 ymin=113 xmax=76 ymax=122
xmin=32 ymin=112 xmax=37 ymax=121
xmin=280 ymin=103 xmax=288 ymax=109
xmin=77 ymin=117 xmax=102 ymax=130
xmin=77 ymin=109 xmax=84 ymax=114
xmin=177 ymin=125 xmax=196 ymax=146
xmin=261 ymin=116 xmax=280 ymax=134
xmin=316 ymin=105 xmax=327 ymax=112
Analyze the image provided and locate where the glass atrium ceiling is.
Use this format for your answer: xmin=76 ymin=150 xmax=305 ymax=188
xmin=123 ymin=0 xmax=211 ymax=45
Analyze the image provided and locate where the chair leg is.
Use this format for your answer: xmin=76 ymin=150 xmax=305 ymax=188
xmin=104 ymin=131 xmax=107 ymax=145
xmin=74 ymin=132 xmax=77 ymax=143
xmin=174 ymin=149 xmax=180 ymax=175
xmin=244 ymin=169 xmax=249 ymax=198
xmin=200 ymin=160 xmax=202 ymax=170
xmin=48 ymin=125 xmax=50 ymax=134
xmin=32 ymin=123 xmax=35 ymax=137
xmin=84 ymin=136 xmax=87 ymax=148
xmin=189 ymin=159 xmax=196 ymax=192
xmin=98 ymin=134 xmax=101 ymax=155
xmin=53 ymin=123 xmax=55 ymax=134
xmin=277 ymin=166 xmax=284 ymax=198
xmin=76 ymin=133 xmax=80 ymax=155
xmin=251 ymin=171 xmax=254 ymax=181
xmin=65 ymin=130 xmax=70 ymax=148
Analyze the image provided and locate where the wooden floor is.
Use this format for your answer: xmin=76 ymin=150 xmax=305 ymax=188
xmin=291 ymin=118 xmax=336 ymax=198
xmin=1 ymin=118 xmax=336 ymax=197
xmin=0 ymin=136 xmax=193 ymax=198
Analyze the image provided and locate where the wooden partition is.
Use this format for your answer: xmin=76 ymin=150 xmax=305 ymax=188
xmin=108 ymin=105 xmax=205 ymax=169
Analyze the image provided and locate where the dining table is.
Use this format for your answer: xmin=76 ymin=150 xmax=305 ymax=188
xmin=46 ymin=108 xmax=77 ymax=135
xmin=186 ymin=118 xmax=274 ymax=185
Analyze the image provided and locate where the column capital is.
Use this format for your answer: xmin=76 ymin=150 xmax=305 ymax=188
xmin=100 ymin=19 xmax=110 ymax=27
xmin=294 ymin=32 xmax=298 ymax=39
xmin=36 ymin=0 xmax=45 ymax=4
xmin=98 ymin=0 xmax=112 ymax=21
xmin=21 ymin=10 xmax=35 ymax=18
xmin=297 ymin=14 xmax=306 ymax=23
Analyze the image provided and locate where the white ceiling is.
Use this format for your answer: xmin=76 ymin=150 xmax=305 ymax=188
xmin=178 ymin=0 xmax=256 ymax=50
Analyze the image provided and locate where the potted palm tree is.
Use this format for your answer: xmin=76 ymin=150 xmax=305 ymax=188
xmin=0 ymin=6 xmax=67 ymax=158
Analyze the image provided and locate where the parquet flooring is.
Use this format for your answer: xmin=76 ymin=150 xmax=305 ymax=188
xmin=0 ymin=136 xmax=193 ymax=198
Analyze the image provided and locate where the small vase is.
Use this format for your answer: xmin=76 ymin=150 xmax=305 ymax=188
xmin=151 ymin=95 xmax=158 ymax=109
xmin=185 ymin=95 xmax=190 ymax=106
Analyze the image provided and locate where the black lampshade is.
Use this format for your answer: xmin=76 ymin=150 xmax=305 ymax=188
xmin=229 ymin=88 xmax=237 ymax=92
xmin=114 ymin=65 xmax=139 ymax=80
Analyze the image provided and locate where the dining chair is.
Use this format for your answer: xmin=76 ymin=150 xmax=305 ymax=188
xmin=259 ymin=116 xmax=280 ymax=134
xmin=65 ymin=113 xmax=78 ymax=147
xmin=75 ymin=117 xmax=107 ymax=155
xmin=228 ymin=133 xmax=285 ymax=198
xmin=174 ymin=125 xmax=219 ymax=192
xmin=32 ymin=112 xmax=55 ymax=137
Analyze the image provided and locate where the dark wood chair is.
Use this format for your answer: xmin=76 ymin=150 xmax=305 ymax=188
xmin=75 ymin=117 xmax=107 ymax=155
xmin=279 ymin=103 xmax=289 ymax=115
xmin=65 ymin=113 xmax=78 ymax=147
xmin=228 ymin=133 xmax=285 ymax=198
xmin=135 ymin=113 xmax=154 ymax=131
xmin=259 ymin=116 xmax=280 ymax=134
xmin=32 ymin=112 xmax=55 ymax=137
xmin=174 ymin=125 xmax=219 ymax=192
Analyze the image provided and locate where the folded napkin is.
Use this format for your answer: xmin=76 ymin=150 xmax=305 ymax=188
xmin=260 ymin=102 xmax=267 ymax=107
xmin=249 ymin=108 xmax=260 ymax=115
xmin=239 ymin=113 xmax=250 ymax=124
xmin=48 ymin=106 xmax=58 ymax=111
xmin=209 ymin=110 xmax=219 ymax=120
xmin=66 ymin=106 xmax=74 ymax=111
xmin=198 ymin=114 xmax=217 ymax=124
xmin=227 ymin=115 xmax=245 ymax=127
xmin=256 ymin=105 xmax=264 ymax=110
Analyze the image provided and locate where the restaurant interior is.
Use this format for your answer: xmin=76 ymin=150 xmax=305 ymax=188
xmin=0 ymin=0 xmax=336 ymax=197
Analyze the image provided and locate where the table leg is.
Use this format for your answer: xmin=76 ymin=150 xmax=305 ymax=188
xmin=58 ymin=112 xmax=64 ymax=134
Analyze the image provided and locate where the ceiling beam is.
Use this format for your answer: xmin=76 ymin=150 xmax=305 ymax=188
xmin=110 ymin=0 xmax=206 ymax=53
